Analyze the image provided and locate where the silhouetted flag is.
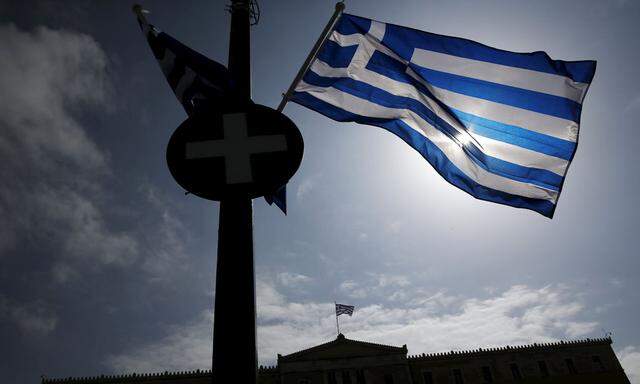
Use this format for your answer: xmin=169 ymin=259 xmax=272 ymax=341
xmin=135 ymin=12 xmax=235 ymax=115
xmin=335 ymin=303 xmax=355 ymax=316
xmin=291 ymin=14 xmax=596 ymax=218
xmin=135 ymin=10 xmax=287 ymax=213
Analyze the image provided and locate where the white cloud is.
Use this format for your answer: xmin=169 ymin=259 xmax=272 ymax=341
xmin=387 ymin=220 xmax=403 ymax=234
xmin=296 ymin=174 xmax=321 ymax=201
xmin=619 ymin=346 xmax=640 ymax=384
xmin=624 ymin=95 xmax=640 ymax=114
xmin=339 ymin=274 xmax=412 ymax=300
xmin=138 ymin=185 xmax=190 ymax=283
xmin=340 ymin=280 xmax=368 ymax=299
xmin=0 ymin=296 xmax=58 ymax=335
xmin=277 ymin=272 xmax=312 ymax=287
xmin=107 ymin=311 xmax=213 ymax=373
xmin=106 ymin=282 xmax=600 ymax=371
xmin=0 ymin=22 xmax=138 ymax=278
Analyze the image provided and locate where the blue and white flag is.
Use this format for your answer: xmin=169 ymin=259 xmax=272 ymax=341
xmin=335 ymin=303 xmax=355 ymax=316
xmin=290 ymin=14 xmax=596 ymax=218
xmin=135 ymin=11 xmax=236 ymax=115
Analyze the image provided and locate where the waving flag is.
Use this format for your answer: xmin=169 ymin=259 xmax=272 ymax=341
xmin=335 ymin=303 xmax=355 ymax=316
xmin=290 ymin=14 xmax=596 ymax=218
xmin=134 ymin=6 xmax=287 ymax=213
xmin=134 ymin=8 xmax=236 ymax=115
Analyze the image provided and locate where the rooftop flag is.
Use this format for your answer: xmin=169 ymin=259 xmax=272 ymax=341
xmin=335 ymin=303 xmax=355 ymax=316
xmin=289 ymin=13 xmax=596 ymax=218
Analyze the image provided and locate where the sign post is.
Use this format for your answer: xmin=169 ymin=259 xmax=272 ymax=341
xmin=214 ymin=1 xmax=254 ymax=382
xmin=162 ymin=1 xmax=303 ymax=383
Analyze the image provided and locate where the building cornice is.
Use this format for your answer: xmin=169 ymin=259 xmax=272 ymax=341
xmin=407 ymin=337 xmax=613 ymax=361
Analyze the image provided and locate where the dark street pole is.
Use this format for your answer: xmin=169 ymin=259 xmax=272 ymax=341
xmin=212 ymin=1 xmax=256 ymax=383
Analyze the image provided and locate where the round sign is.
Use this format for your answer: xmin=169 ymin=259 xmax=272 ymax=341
xmin=166 ymin=104 xmax=304 ymax=201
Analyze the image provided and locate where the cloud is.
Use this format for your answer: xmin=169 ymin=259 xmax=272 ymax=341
xmin=619 ymin=346 xmax=640 ymax=384
xmin=339 ymin=273 xmax=411 ymax=300
xmin=624 ymin=95 xmax=640 ymax=114
xmin=0 ymin=22 xmax=138 ymax=279
xmin=296 ymin=174 xmax=321 ymax=201
xmin=340 ymin=280 xmax=368 ymax=299
xmin=277 ymin=272 xmax=312 ymax=287
xmin=106 ymin=282 xmax=599 ymax=372
xmin=138 ymin=185 xmax=191 ymax=283
xmin=387 ymin=220 xmax=403 ymax=234
xmin=0 ymin=296 xmax=58 ymax=335
xmin=107 ymin=311 xmax=213 ymax=373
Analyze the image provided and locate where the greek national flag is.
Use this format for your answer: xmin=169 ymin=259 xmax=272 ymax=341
xmin=335 ymin=303 xmax=355 ymax=316
xmin=135 ymin=12 xmax=236 ymax=115
xmin=291 ymin=14 xmax=596 ymax=218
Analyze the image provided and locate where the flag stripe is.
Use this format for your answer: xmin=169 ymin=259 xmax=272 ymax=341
xmin=302 ymin=70 xmax=564 ymax=189
xmin=363 ymin=49 xmax=581 ymax=142
xmin=291 ymin=91 xmax=556 ymax=216
xmin=309 ymin=59 xmax=570 ymax=179
xmin=327 ymin=30 xmax=581 ymax=143
xmin=295 ymin=80 xmax=559 ymax=202
xmin=410 ymin=48 xmax=589 ymax=103
xmin=409 ymin=65 xmax=581 ymax=122
xmin=378 ymin=18 xmax=596 ymax=83
xmin=451 ymin=108 xmax=576 ymax=161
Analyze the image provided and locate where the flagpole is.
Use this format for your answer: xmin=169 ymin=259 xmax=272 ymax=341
xmin=212 ymin=1 xmax=256 ymax=384
xmin=276 ymin=2 xmax=345 ymax=112
xmin=335 ymin=302 xmax=340 ymax=335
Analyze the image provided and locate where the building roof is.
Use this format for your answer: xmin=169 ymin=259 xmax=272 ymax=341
xmin=42 ymin=369 xmax=212 ymax=384
xmin=277 ymin=333 xmax=407 ymax=362
xmin=407 ymin=337 xmax=613 ymax=361
xmin=42 ymin=336 xmax=613 ymax=383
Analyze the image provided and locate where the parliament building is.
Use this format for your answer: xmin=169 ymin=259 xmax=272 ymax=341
xmin=42 ymin=334 xmax=630 ymax=384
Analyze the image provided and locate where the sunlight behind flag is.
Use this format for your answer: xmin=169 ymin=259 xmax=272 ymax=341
xmin=289 ymin=13 xmax=596 ymax=218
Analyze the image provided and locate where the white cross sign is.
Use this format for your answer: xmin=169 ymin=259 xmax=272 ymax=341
xmin=185 ymin=113 xmax=288 ymax=184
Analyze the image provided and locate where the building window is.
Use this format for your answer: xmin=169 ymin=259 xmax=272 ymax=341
xmin=538 ymin=360 xmax=549 ymax=377
xmin=327 ymin=371 xmax=337 ymax=384
xmin=510 ymin=363 xmax=522 ymax=380
xmin=356 ymin=369 xmax=366 ymax=384
xmin=565 ymin=358 xmax=577 ymax=374
xmin=383 ymin=373 xmax=394 ymax=384
xmin=593 ymin=355 xmax=605 ymax=372
xmin=481 ymin=366 xmax=493 ymax=383
xmin=342 ymin=371 xmax=352 ymax=384
xmin=422 ymin=371 xmax=433 ymax=384
xmin=452 ymin=368 xmax=464 ymax=384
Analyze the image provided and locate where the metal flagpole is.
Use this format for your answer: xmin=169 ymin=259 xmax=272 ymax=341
xmin=212 ymin=1 xmax=256 ymax=384
xmin=276 ymin=2 xmax=345 ymax=112
xmin=335 ymin=302 xmax=340 ymax=335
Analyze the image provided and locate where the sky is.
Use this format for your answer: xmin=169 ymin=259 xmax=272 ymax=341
xmin=1 ymin=0 xmax=639 ymax=383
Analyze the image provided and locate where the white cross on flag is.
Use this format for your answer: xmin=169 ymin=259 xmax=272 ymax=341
xmin=335 ymin=303 xmax=355 ymax=317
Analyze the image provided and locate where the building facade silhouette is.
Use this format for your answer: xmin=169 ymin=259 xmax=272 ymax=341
xmin=42 ymin=334 xmax=630 ymax=384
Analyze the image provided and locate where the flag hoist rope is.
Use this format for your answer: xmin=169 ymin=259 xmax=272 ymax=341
xmin=277 ymin=2 xmax=345 ymax=112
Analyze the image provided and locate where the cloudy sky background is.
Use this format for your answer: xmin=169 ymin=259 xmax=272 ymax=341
xmin=1 ymin=0 xmax=639 ymax=383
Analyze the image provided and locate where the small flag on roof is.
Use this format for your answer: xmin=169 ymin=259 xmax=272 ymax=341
xmin=288 ymin=12 xmax=596 ymax=218
xmin=335 ymin=303 xmax=355 ymax=316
